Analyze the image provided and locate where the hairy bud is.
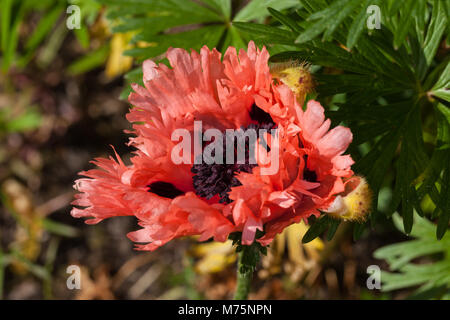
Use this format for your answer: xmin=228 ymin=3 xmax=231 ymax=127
xmin=325 ymin=176 xmax=372 ymax=222
xmin=270 ymin=61 xmax=314 ymax=105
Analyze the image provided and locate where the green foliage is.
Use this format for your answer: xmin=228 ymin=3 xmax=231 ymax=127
xmin=302 ymin=215 xmax=340 ymax=243
xmin=0 ymin=0 xmax=101 ymax=72
xmin=66 ymin=43 xmax=110 ymax=75
xmin=97 ymin=0 xmax=300 ymax=98
xmin=234 ymin=0 xmax=450 ymax=240
xmin=374 ymin=213 xmax=450 ymax=299
xmin=0 ymin=106 xmax=42 ymax=134
xmin=101 ymin=0 xmax=298 ymax=56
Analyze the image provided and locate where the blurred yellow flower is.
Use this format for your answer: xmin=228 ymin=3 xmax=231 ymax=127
xmin=259 ymin=221 xmax=323 ymax=282
xmin=105 ymin=32 xmax=134 ymax=79
xmin=191 ymin=241 xmax=236 ymax=274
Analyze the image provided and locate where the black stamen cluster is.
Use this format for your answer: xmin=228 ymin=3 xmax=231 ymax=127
xmin=191 ymin=105 xmax=275 ymax=203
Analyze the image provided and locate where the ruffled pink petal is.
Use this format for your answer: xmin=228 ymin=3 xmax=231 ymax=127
xmin=172 ymin=193 xmax=235 ymax=242
xmin=317 ymin=126 xmax=353 ymax=158
xmin=71 ymin=151 xmax=136 ymax=223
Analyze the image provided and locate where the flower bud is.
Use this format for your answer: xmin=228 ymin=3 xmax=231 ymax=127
xmin=325 ymin=176 xmax=372 ymax=222
xmin=270 ymin=61 xmax=314 ymax=105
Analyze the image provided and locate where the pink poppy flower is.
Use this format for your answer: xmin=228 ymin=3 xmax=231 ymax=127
xmin=71 ymin=41 xmax=357 ymax=250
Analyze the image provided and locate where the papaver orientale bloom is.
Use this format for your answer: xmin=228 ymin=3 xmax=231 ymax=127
xmin=71 ymin=42 xmax=358 ymax=251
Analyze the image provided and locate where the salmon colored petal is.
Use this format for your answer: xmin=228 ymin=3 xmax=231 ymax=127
xmin=317 ymin=126 xmax=353 ymax=158
xmin=172 ymin=193 xmax=235 ymax=242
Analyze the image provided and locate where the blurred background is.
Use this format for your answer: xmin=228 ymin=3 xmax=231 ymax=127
xmin=1 ymin=0 xmax=449 ymax=300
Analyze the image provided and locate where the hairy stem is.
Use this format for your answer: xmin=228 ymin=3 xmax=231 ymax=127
xmin=233 ymin=252 xmax=254 ymax=300
xmin=233 ymin=243 xmax=261 ymax=300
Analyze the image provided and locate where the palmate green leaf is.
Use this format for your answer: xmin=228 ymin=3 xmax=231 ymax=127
xmin=380 ymin=261 xmax=450 ymax=292
xmin=268 ymin=7 xmax=302 ymax=33
xmin=112 ymin=15 xmax=204 ymax=35
xmin=294 ymin=16 xmax=327 ymax=44
xmin=202 ymin=0 xmax=231 ymax=20
xmin=437 ymin=104 xmax=450 ymax=131
xmin=362 ymin=28 xmax=415 ymax=81
xmin=127 ymin=25 xmax=226 ymax=60
xmin=103 ymin=0 xmax=298 ymax=57
xmin=100 ymin=0 xmax=221 ymax=20
xmin=104 ymin=0 xmax=299 ymax=97
xmin=389 ymin=107 xmax=429 ymax=233
xmin=398 ymin=142 xmax=414 ymax=234
xmin=223 ymin=25 xmax=247 ymax=50
xmin=293 ymin=0 xmax=448 ymax=55
xmin=393 ymin=0 xmax=418 ymax=49
xmin=431 ymin=61 xmax=450 ymax=91
xmin=314 ymin=74 xmax=376 ymax=96
xmin=429 ymin=60 xmax=450 ymax=103
xmin=234 ymin=0 xmax=299 ymax=22
xmin=434 ymin=104 xmax=450 ymax=239
xmin=270 ymin=42 xmax=376 ymax=75
xmin=232 ymin=22 xmax=295 ymax=46
xmin=296 ymin=0 xmax=368 ymax=46
xmin=436 ymin=165 xmax=450 ymax=239
xmin=444 ymin=0 xmax=450 ymax=45
xmin=374 ymin=213 xmax=450 ymax=297
xmin=416 ymin=105 xmax=450 ymax=228
xmin=355 ymin=32 xmax=414 ymax=86
xmin=296 ymin=0 xmax=360 ymax=43
xmin=423 ymin=0 xmax=447 ymax=66
xmin=346 ymin=0 xmax=373 ymax=49
xmin=414 ymin=0 xmax=429 ymax=37
xmin=322 ymin=0 xmax=360 ymax=41
xmin=299 ymin=0 xmax=329 ymax=15
xmin=432 ymin=89 xmax=450 ymax=103
xmin=355 ymin=130 xmax=400 ymax=204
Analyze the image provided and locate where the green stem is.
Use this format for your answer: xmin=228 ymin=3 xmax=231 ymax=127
xmin=233 ymin=243 xmax=262 ymax=300
xmin=233 ymin=252 xmax=253 ymax=300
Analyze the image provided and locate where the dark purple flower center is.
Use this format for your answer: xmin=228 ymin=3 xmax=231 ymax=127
xmin=191 ymin=104 xmax=275 ymax=203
